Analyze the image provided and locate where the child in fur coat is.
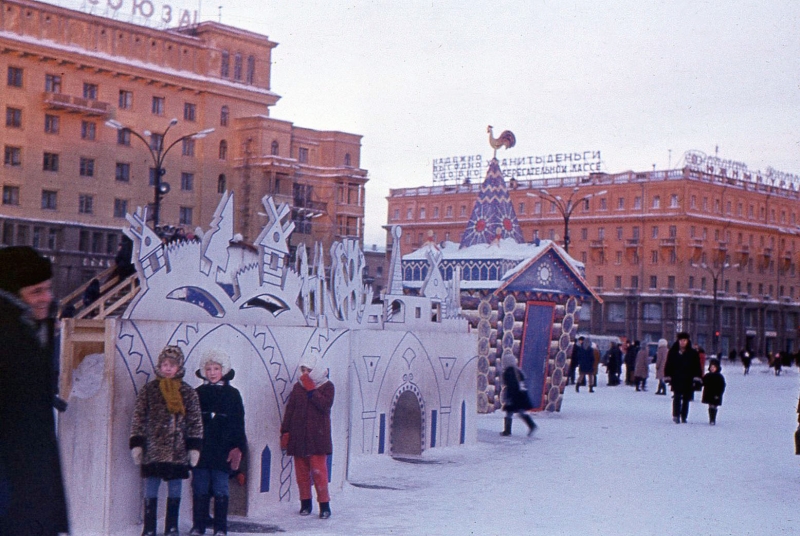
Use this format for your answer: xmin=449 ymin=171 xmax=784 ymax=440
xmin=701 ymin=358 xmax=726 ymax=425
xmin=130 ymin=345 xmax=203 ymax=536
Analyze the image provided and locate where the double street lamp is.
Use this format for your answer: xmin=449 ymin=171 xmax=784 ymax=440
xmin=105 ymin=118 xmax=214 ymax=227
xmin=693 ymin=259 xmax=732 ymax=356
xmin=527 ymin=187 xmax=606 ymax=253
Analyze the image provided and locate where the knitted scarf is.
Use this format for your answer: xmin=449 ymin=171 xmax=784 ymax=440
xmin=159 ymin=377 xmax=186 ymax=415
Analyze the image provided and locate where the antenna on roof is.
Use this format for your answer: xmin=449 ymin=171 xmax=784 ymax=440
xmin=218 ymin=5 xmax=222 ymax=23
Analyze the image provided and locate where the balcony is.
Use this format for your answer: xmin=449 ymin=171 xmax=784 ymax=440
xmin=43 ymin=92 xmax=111 ymax=116
xmin=293 ymin=198 xmax=327 ymax=218
xmin=624 ymin=238 xmax=641 ymax=249
xmin=589 ymin=239 xmax=606 ymax=249
xmin=761 ymin=247 xmax=773 ymax=259
xmin=659 ymin=237 xmax=678 ymax=248
xmin=689 ymin=238 xmax=705 ymax=249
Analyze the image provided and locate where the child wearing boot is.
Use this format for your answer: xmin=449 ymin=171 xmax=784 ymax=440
xmin=130 ymin=345 xmax=204 ymax=536
xmin=499 ymin=353 xmax=537 ymax=436
xmin=701 ymin=358 xmax=726 ymax=425
xmin=191 ymin=350 xmax=247 ymax=536
xmin=280 ymin=355 xmax=335 ymax=519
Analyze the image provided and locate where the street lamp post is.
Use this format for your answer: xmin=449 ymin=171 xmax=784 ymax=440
xmin=527 ymin=187 xmax=606 ymax=253
xmin=105 ymin=119 xmax=214 ymax=227
xmin=694 ymin=260 xmax=731 ymax=357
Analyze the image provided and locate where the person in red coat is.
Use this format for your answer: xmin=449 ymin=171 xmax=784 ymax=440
xmin=280 ymin=355 xmax=334 ymax=519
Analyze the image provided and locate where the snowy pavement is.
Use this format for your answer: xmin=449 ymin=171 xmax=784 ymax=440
xmin=123 ymin=361 xmax=800 ymax=535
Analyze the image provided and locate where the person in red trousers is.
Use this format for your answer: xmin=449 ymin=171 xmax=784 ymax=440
xmin=280 ymin=355 xmax=334 ymax=519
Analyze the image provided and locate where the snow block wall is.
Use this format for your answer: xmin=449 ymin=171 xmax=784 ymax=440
xmin=58 ymin=194 xmax=476 ymax=535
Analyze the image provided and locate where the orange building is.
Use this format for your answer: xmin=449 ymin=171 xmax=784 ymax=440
xmin=387 ymin=159 xmax=800 ymax=358
xmin=0 ymin=0 xmax=367 ymax=295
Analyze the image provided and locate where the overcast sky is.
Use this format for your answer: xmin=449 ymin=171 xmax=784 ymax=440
xmin=44 ymin=1 xmax=800 ymax=246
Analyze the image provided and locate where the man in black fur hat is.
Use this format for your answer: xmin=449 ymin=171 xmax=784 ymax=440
xmin=0 ymin=246 xmax=69 ymax=536
xmin=663 ymin=331 xmax=703 ymax=424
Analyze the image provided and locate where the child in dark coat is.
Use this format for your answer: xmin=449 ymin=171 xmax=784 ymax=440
xmin=701 ymin=358 xmax=726 ymax=425
xmin=500 ymin=353 xmax=537 ymax=436
xmin=191 ymin=350 xmax=247 ymax=536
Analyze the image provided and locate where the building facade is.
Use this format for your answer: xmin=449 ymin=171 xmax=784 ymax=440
xmin=0 ymin=0 xmax=366 ymax=295
xmin=387 ymin=161 xmax=800 ymax=358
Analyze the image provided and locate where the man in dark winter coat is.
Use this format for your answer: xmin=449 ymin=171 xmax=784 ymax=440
xmin=663 ymin=332 xmax=703 ymax=423
xmin=624 ymin=340 xmax=639 ymax=386
xmin=0 ymin=246 xmax=69 ymax=536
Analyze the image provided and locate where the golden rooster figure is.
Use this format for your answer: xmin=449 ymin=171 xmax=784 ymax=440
xmin=487 ymin=125 xmax=516 ymax=157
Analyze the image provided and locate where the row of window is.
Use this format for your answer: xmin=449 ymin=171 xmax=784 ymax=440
xmin=597 ymin=273 xmax=796 ymax=298
xmin=219 ymin=51 xmax=256 ymax=84
xmin=1 ymin=221 xmax=59 ymax=251
xmin=604 ymin=301 xmax=798 ymax=330
xmin=1 ymin=185 xmax=195 ymax=224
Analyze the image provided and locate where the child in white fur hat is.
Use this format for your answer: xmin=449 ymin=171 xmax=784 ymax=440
xmin=190 ymin=349 xmax=247 ymax=536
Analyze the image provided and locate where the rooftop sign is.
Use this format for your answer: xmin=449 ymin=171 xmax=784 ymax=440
xmin=41 ymin=0 xmax=200 ymax=29
xmin=433 ymin=151 xmax=603 ymax=184
xmin=683 ymin=150 xmax=800 ymax=189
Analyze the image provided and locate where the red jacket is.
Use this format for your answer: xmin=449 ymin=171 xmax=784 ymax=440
xmin=280 ymin=380 xmax=334 ymax=457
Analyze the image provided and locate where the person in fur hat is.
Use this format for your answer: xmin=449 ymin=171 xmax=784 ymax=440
xmin=0 ymin=246 xmax=69 ymax=536
xmin=280 ymin=354 xmax=335 ymax=519
xmin=664 ymin=332 xmax=703 ymax=424
xmin=130 ymin=345 xmax=203 ymax=536
xmin=701 ymin=358 xmax=726 ymax=425
xmin=499 ymin=352 xmax=537 ymax=436
xmin=191 ymin=349 xmax=247 ymax=536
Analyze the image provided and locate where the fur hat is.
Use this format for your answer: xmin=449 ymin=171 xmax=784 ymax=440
xmin=676 ymin=332 xmax=691 ymax=341
xmin=708 ymin=358 xmax=721 ymax=371
xmin=199 ymin=348 xmax=231 ymax=376
xmin=157 ymin=345 xmax=185 ymax=376
xmin=0 ymin=246 xmax=52 ymax=294
xmin=658 ymin=339 xmax=668 ymax=347
xmin=500 ymin=351 xmax=517 ymax=370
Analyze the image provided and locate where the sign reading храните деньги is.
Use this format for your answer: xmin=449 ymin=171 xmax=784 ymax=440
xmin=38 ymin=0 xmax=200 ymax=29
xmin=432 ymin=151 xmax=603 ymax=185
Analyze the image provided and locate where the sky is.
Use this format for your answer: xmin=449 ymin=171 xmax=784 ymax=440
xmin=40 ymin=1 xmax=800 ymax=246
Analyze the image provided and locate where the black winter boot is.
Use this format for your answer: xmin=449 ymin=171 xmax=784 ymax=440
xmin=212 ymin=495 xmax=228 ymax=536
xmin=299 ymin=498 xmax=313 ymax=516
xmin=709 ymin=407 xmax=718 ymax=425
xmin=520 ymin=413 xmax=537 ymax=436
xmin=165 ymin=497 xmax=181 ymax=536
xmin=142 ymin=498 xmax=158 ymax=536
xmin=500 ymin=416 xmax=512 ymax=436
xmin=191 ymin=495 xmax=210 ymax=535
xmin=319 ymin=502 xmax=331 ymax=519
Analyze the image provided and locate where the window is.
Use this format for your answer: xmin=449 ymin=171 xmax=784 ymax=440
xmin=690 ymin=195 xmax=697 ymax=208
xmin=419 ymin=207 xmax=426 ymax=219
xmin=182 ymin=138 xmax=195 ymax=156
xmin=598 ymin=227 xmax=605 ymax=239
xmin=596 ymin=275 xmax=604 ymax=288
xmin=651 ymin=226 xmax=659 ymax=239
xmin=460 ymin=205 xmax=467 ymax=217
xmin=81 ymin=121 xmax=96 ymax=140
xmin=7 ymin=66 xmax=22 ymax=87
xmin=2 ymin=186 xmax=19 ymax=205
xmin=670 ymin=194 xmax=679 ymax=208
xmin=106 ymin=233 xmax=118 ymax=255
xmin=44 ymin=114 xmax=59 ymax=134
xmin=179 ymin=206 xmax=193 ymax=225
xmin=217 ymin=174 xmax=226 ymax=194
xmin=78 ymin=194 xmax=94 ymax=214
xmin=218 ymin=140 xmax=227 ymax=160
xmin=406 ymin=208 xmax=413 ymax=220
xmin=83 ymin=83 xmax=98 ymax=100
xmin=652 ymin=195 xmax=660 ymax=209
xmin=298 ymin=147 xmax=308 ymax=163
xmin=271 ymin=140 xmax=279 ymax=155
xmin=180 ymin=172 xmax=194 ymax=191
xmin=616 ymin=227 xmax=623 ymax=240
xmin=615 ymin=251 xmax=622 ymax=264
xmin=78 ymin=230 xmax=89 ymax=252
xmin=649 ymin=275 xmax=657 ymax=289
xmin=32 ymin=227 xmax=42 ymax=248
xmin=119 ymin=90 xmax=133 ymax=109
xmin=433 ymin=206 xmax=439 ymax=218
xmin=220 ymin=106 xmax=229 ymax=126
xmin=151 ymin=96 xmax=165 ymax=115
xmin=345 ymin=153 xmax=352 ymax=167
xmin=92 ymin=232 xmax=103 ymax=253
xmin=643 ymin=303 xmax=662 ymax=322
xmin=599 ymin=197 xmax=607 ymax=210
xmin=115 ymin=162 xmax=130 ymax=182
xmin=4 ymin=146 xmax=21 ymax=166
xmin=518 ymin=202 xmax=525 ymax=214
xmin=651 ymin=250 xmax=658 ymax=264
xmin=617 ymin=198 xmax=624 ymax=210
xmin=633 ymin=196 xmax=641 ymax=209
xmin=233 ymin=53 xmax=242 ymax=80
xmin=45 ymin=74 xmax=61 ymax=93
xmin=607 ymin=302 xmax=625 ymax=322
xmin=220 ymin=50 xmax=230 ymax=78
xmin=43 ymin=152 xmax=59 ymax=172
xmin=446 ymin=206 xmax=452 ymax=218
xmin=614 ymin=275 xmax=622 ymax=289
xmin=184 ymin=102 xmax=196 ymax=121
xmin=668 ymin=276 xmax=675 ymax=289
xmin=580 ymin=228 xmax=588 ymax=240
xmin=79 ymin=157 xmax=95 ymax=177
xmin=41 ymin=190 xmax=57 ymax=210
xmin=631 ymin=275 xmax=639 ymax=289
xmin=114 ymin=198 xmax=128 ymax=218
xmin=533 ymin=201 xmax=541 ymax=214
xmin=150 ymin=133 xmax=163 ymax=151
xmin=117 ymin=128 xmax=131 ymax=146
xmin=246 ymin=55 xmax=255 ymax=84
xmin=6 ymin=107 xmax=21 ymax=128
xmin=632 ymin=226 xmax=640 ymax=240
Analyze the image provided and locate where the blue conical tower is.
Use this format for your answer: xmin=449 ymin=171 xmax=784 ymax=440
xmin=459 ymin=158 xmax=524 ymax=248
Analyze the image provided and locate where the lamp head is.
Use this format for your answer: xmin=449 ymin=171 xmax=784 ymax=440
xmin=105 ymin=119 xmax=124 ymax=130
xmin=169 ymin=118 xmax=179 ymax=126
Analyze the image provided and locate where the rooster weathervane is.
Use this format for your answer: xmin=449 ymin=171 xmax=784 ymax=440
xmin=487 ymin=125 xmax=516 ymax=158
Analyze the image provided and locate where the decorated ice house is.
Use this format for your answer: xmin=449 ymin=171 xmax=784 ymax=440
xmin=55 ymin=192 xmax=477 ymax=535
xmin=402 ymin=157 xmax=601 ymax=413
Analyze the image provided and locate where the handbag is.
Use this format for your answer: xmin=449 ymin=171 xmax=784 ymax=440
xmin=794 ymin=426 xmax=800 ymax=455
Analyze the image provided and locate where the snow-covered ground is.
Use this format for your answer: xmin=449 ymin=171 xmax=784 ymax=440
xmin=127 ymin=360 xmax=799 ymax=536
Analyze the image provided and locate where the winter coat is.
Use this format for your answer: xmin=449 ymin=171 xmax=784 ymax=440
xmin=605 ymin=346 xmax=622 ymax=374
xmin=280 ymin=379 xmax=335 ymax=458
xmin=592 ymin=347 xmax=601 ymax=374
xmin=701 ymin=371 xmax=726 ymax=406
xmin=576 ymin=343 xmax=595 ymax=374
xmin=624 ymin=344 xmax=639 ymax=370
xmin=634 ymin=348 xmax=650 ymax=379
xmin=195 ymin=369 xmax=247 ymax=472
xmin=501 ymin=366 xmax=534 ymax=413
xmin=0 ymin=290 xmax=69 ymax=535
xmin=130 ymin=374 xmax=203 ymax=480
xmin=664 ymin=341 xmax=703 ymax=398
xmin=655 ymin=346 xmax=668 ymax=380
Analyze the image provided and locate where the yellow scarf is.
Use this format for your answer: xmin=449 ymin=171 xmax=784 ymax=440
xmin=159 ymin=378 xmax=186 ymax=415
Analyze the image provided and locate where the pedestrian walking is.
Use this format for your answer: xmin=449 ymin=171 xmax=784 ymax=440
xmin=605 ymin=342 xmax=622 ymax=386
xmin=634 ymin=343 xmax=649 ymax=391
xmin=130 ymin=345 xmax=204 ymax=536
xmin=191 ymin=349 xmax=247 ymax=536
xmin=664 ymin=332 xmax=703 ymax=424
xmin=741 ymin=349 xmax=752 ymax=375
xmin=280 ymin=355 xmax=335 ymax=519
xmin=624 ymin=340 xmax=639 ymax=386
xmin=0 ymin=246 xmax=69 ymax=536
xmin=655 ymin=339 xmax=669 ymax=395
xmin=701 ymin=358 xmax=726 ymax=425
xmin=499 ymin=353 xmax=537 ymax=437
xmin=576 ymin=338 xmax=596 ymax=393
